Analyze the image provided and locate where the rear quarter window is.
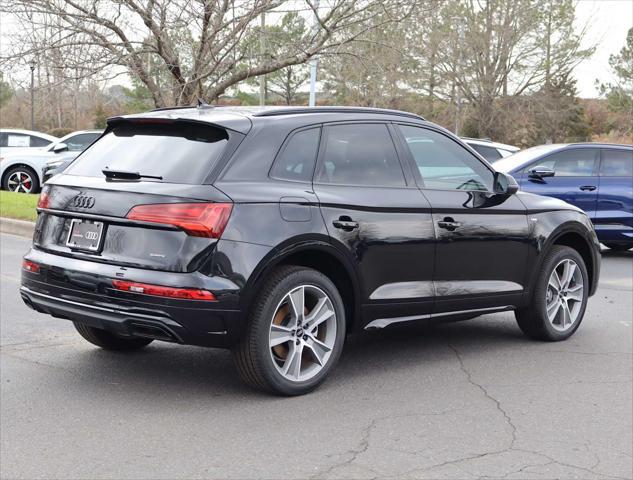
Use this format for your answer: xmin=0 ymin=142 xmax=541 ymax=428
xmin=270 ymin=128 xmax=320 ymax=182
xmin=65 ymin=122 xmax=230 ymax=184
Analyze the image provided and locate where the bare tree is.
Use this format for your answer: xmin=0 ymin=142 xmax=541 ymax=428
xmin=1 ymin=0 xmax=413 ymax=107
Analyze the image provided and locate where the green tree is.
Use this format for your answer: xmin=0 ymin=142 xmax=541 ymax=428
xmin=599 ymin=28 xmax=633 ymax=116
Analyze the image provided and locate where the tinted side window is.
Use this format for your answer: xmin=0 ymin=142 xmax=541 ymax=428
xmin=470 ymin=144 xmax=502 ymax=161
xmin=0 ymin=133 xmax=7 ymax=147
xmin=65 ymin=133 xmax=100 ymax=151
xmin=600 ymin=149 xmax=633 ymax=177
xmin=530 ymin=149 xmax=598 ymax=177
xmin=315 ymin=124 xmax=405 ymax=187
xmin=270 ymin=128 xmax=320 ymax=182
xmin=398 ymin=125 xmax=494 ymax=191
xmin=30 ymin=136 xmax=52 ymax=147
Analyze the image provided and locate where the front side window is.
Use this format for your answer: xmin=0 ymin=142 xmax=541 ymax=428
xmin=527 ymin=149 xmax=598 ymax=177
xmin=600 ymin=149 xmax=633 ymax=177
xmin=65 ymin=122 xmax=229 ymax=184
xmin=315 ymin=124 xmax=405 ymax=187
xmin=399 ymin=125 xmax=494 ymax=191
xmin=65 ymin=133 xmax=100 ymax=151
xmin=270 ymin=128 xmax=320 ymax=182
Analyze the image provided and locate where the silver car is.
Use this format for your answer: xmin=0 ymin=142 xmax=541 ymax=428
xmin=0 ymin=130 xmax=102 ymax=193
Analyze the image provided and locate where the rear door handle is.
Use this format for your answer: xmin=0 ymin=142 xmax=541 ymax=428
xmin=332 ymin=217 xmax=359 ymax=231
xmin=437 ymin=217 xmax=462 ymax=231
xmin=579 ymin=185 xmax=597 ymax=191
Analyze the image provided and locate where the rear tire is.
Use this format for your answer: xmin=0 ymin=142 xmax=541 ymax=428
xmin=74 ymin=322 xmax=153 ymax=351
xmin=515 ymin=246 xmax=589 ymax=341
xmin=232 ymin=266 xmax=346 ymax=396
xmin=604 ymin=243 xmax=631 ymax=252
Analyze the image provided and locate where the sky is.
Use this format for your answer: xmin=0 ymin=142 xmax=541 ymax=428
xmin=574 ymin=0 xmax=633 ymax=97
xmin=1 ymin=0 xmax=631 ymax=99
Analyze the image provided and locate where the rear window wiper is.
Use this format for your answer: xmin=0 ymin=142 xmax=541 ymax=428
xmin=102 ymin=169 xmax=163 ymax=181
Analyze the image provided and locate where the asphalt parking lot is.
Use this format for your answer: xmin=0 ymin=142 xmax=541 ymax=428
xmin=1 ymin=232 xmax=631 ymax=480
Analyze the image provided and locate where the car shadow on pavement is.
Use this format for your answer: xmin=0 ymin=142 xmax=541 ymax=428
xmin=68 ymin=313 xmax=527 ymax=399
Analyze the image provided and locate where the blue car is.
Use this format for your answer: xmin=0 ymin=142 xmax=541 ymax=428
xmin=495 ymin=143 xmax=633 ymax=251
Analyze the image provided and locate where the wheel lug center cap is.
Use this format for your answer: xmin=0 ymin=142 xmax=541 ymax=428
xmin=296 ymin=328 xmax=304 ymax=337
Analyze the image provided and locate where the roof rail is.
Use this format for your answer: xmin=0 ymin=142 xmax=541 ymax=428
xmin=253 ymin=107 xmax=425 ymax=121
xmin=150 ymin=105 xmax=199 ymax=112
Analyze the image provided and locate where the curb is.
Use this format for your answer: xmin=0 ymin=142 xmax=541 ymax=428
xmin=0 ymin=218 xmax=35 ymax=238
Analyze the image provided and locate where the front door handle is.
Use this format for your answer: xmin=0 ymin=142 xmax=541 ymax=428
xmin=333 ymin=217 xmax=359 ymax=231
xmin=437 ymin=217 xmax=462 ymax=231
xmin=579 ymin=185 xmax=597 ymax=191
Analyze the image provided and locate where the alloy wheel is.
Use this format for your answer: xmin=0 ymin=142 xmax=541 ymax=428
xmin=269 ymin=285 xmax=337 ymax=382
xmin=7 ymin=171 xmax=35 ymax=193
xmin=545 ymin=259 xmax=584 ymax=332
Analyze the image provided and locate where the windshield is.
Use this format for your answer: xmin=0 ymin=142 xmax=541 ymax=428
xmin=65 ymin=122 xmax=230 ymax=184
xmin=494 ymin=144 xmax=566 ymax=173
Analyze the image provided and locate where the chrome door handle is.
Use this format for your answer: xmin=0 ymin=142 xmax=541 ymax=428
xmin=579 ymin=185 xmax=597 ymax=191
xmin=332 ymin=218 xmax=359 ymax=231
xmin=437 ymin=217 xmax=462 ymax=231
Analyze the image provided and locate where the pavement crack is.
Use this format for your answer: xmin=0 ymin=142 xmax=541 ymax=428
xmin=448 ymin=343 xmax=518 ymax=450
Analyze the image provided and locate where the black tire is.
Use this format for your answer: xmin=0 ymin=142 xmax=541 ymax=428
xmin=515 ymin=246 xmax=589 ymax=341
xmin=73 ymin=322 xmax=153 ymax=351
xmin=604 ymin=243 xmax=631 ymax=252
xmin=2 ymin=165 xmax=40 ymax=193
xmin=232 ymin=266 xmax=346 ymax=396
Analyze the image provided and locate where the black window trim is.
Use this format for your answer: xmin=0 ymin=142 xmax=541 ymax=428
xmin=268 ymin=125 xmax=323 ymax=184
xmin=393 ymin=121 xmax=498 ymax=194
xmin=598 ymin=147 xmax=633 ymax=177
xmin=522 ymin=147 xmax=601 ymax=177
xmin=312 ymin=121 xmax=412 ymax=189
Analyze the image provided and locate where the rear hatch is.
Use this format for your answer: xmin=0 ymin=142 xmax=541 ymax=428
xmin=34 ymin=119 xmax=240 ymax=273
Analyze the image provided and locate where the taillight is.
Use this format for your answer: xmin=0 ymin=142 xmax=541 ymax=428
xmin=111 ymin=280 xmax=216 ymax=301
xmin=22 ymin=260 xmax=40 ymax=273
xmin=37 ymin=190 xmax=50 ymax=209
xmin=126 ymin=203 xmax=232 ymax=238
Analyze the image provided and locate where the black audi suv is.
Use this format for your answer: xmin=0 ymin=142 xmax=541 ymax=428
xmin=21 ymin=106 xmax=601 ymax=395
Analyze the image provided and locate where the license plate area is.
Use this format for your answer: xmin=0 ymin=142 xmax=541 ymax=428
xmin=66 ymin=219 xmax=104 ymax=252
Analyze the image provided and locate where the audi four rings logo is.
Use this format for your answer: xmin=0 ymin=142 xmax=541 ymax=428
xmin=84 ymin=231 xmax=99 ymax=240
xmin=71 ymin=194 xmax=95 ymax=209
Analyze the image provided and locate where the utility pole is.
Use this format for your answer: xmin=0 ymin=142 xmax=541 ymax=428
xmin=28 ymin=59 xmax=36 ymax=130
xmin=259 ymin=12 xmax=266 ymax=106
xmin=308 ymin=0 xmax=320 ymax=107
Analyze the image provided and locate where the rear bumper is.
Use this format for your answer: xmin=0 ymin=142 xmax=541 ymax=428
xmin=21 ymin=248 xmax=245 ymax=348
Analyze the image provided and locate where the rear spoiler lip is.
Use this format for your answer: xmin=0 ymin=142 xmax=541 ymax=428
xmin=106 ymin=115 xmax=251 ymax=135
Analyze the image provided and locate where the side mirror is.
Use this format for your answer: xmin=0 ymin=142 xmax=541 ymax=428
xmin=494 ymin=171 xmax=519 ymax=195
xmin=528 ymin=165 xmax=555 ymax=179
xmin=52 ymin=142 xmax=68 ymax=153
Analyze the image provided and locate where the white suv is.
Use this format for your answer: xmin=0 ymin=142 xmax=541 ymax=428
xmin=462 ymin=137 xmax=519 ymax=163
xmin=0 ymin=130 xmax=101 ymax=193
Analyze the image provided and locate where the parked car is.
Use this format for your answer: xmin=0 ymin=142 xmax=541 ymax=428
xmin=495 ymin=143 xmax=633 ymax=251
xmin=0 ymin=129 xmax=58 ymax=157
xmin=462 ymin=137 xmax=519 ymax=162
xmin=0 ymin=130 xmax=102 ymax=193
xmin=21 ymin=106 xmax=600 ymax=395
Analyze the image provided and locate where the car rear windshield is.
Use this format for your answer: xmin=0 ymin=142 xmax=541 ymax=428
xmin=65 ymin=122 xmax=230 ymax=184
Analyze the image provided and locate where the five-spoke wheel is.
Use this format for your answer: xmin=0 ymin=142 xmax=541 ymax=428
xmin=233 ymin=266 xmax=345 ymax=396
xmin=545 ymin=259 xmax=584 ymax=332
xmin=516 ymin=245 xmax=589 ymax=341
xmin=269 ymin=285 xmax=337 ymax=382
